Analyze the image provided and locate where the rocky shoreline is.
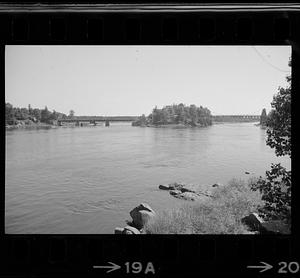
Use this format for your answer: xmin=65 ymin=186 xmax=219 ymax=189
xmin=158 ymin=182 xmax=219 ymax=201
xmin=115 ymin=182 xmax=290 ymax=235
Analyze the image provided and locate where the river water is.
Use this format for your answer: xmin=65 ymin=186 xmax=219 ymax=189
xmin=5 ymin=122 xmax=291 ymax=234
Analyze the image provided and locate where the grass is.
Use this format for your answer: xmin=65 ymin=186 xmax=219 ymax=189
xmin=144 ymin=178 xmax=264 ymax=234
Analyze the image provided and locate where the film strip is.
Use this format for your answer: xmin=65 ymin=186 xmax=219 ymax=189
xmin=1 ymin=3 xmax=299 ymax=278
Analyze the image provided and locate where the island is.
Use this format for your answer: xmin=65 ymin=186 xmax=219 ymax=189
xmin=132 ymin=103 xmax=213 ymax=127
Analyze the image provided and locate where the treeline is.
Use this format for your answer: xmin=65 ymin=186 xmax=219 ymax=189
xmin=134 ymin=103 xmax=212 ymax=126
xmin=5 ymin=103 xmax=68 ymax=125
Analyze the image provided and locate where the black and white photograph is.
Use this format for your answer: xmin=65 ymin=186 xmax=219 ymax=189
xmin=5 ymin=45 xmax=291 ymax=234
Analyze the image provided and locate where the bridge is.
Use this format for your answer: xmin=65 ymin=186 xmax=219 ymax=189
xmin=212 ymin=115 xmax=260 ymax=122
xmin=57 ymin=116 xmax=138 ymax=126
xmin=57 ymin=115 xmax=261 ymax=126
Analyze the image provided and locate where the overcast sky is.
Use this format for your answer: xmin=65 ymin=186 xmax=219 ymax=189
xmin=5 ymin=45 xmax=290 ymax=116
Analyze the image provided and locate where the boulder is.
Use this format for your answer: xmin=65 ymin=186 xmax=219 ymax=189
xmin=245 ymin=171 xmax=250 ymax=174
xmin=130 ymin=203 xmax=156 ymax=229
xmin=114 ymin=227 xmax=124 ymax=234
xmin=122 ymin=225 xmax=141 ymax=234
xmin=242 ymin=213 xmax=291 ymax=234
xmin=169 ymin=190 xmax=181 ymax=196
xmin=133 ymin=203 xmax=155 ymax=213
xmin=180 ymin=185 xmax=196 ymax=193
xmin=159 ymin=184 xmax=170 ymax=190
xmin=212 ymin=182 xmax=222 ymax=187
xmin=241 ymin=213 xmax=264 ymax=231
xmin=260 ymin=220 xmax=291 ymax=235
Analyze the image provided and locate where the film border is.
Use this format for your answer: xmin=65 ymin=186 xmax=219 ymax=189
xmin=0 ymin=3 xmax=299 ymax=278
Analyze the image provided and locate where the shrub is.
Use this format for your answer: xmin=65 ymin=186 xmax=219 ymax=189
xmin=250 ymin=163 xmax=291 ymax=223
xmin=145 ymin=179 xmax=264 ymax=234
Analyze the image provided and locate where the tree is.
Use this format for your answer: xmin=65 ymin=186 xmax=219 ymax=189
xmin=20 ymin=108 xmax=29 ymax=120
xmin=176 ymin=103 xmax=186 ymax=123
xmin=32 ymin=108 xmax=41 ymax=122
xmin=69 ymin=110 xmax=75 ymax=118
xmin=133 ymin=103 xmax=212 ymax=126
xmin=152 ymin=106 xmax=160 ymax=125
xmin=251 ymin=164 xmax=291 ymax=221
xmin=5 ymin=103 xmax=15 ymax=124
xmin=189 ymin=104 xmax=198 ymax=126
xmin=41 ymin=106 xmax=51 ymax=123
xmin=266 ymin=86 xmax=291 ymax=157
xmin=251 ymin=59 xmax=291 ymax=223
xmin=260 ymin=108 xmax=267 ymax=126
xmin=28 ymin=104 xmax=32 ymax=116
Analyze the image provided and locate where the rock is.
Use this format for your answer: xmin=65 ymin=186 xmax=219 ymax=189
xmin=159 ymin=184 xmax=170 ymax=190
xmin=172 ymin=192 xmax=203 ymax=201
xmin=168 ymin=182 xmax=183 ymax=190
xmin=130 ymin=203 xmax=156 ymax=229
xmin=212 ymin=182 xmax=222 ymax=187
xmin=179 ymin=192 xmax=200 ymax=201
xmin=169 ymin=190 xmax=181 ymax=196
xmin=136 ymin=203 xmax=155 ymax=213
xmin=114 ymin=227 xmax=124 ymax=234
xmin=241 ymin=213 xmax=264 ymax=231
xmin=245 ymin=171 xmax=250 ymax=174
xmin=122 ymin=226 xmax=140 ymax=234
xmin=180 ymin=185 xmax=196 ymax=193
xmin=260 ymin=220 xmax=291 ymax=235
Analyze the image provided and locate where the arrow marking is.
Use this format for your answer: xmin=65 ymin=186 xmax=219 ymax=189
xmin=93 ymin=262 xmax=121 ymax=273
xmin=247 ymin=261 xmax=273 ymax=273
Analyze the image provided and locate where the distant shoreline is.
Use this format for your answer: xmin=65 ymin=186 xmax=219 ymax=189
xmin=6 ymin=123 xmax=55 ymax=130
xmin=6 ymin=121 xmax=261 ymax=130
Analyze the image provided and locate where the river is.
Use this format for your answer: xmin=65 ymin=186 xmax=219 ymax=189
xmin=5 ymin=122 xmax=291 ymax=234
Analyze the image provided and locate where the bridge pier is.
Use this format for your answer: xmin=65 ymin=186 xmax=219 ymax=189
xmin=105 ymin=120 xmax=110 ymax=127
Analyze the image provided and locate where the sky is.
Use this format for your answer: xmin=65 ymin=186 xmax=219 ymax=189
xmin=5 ymin=45 xmax=291 ymax=116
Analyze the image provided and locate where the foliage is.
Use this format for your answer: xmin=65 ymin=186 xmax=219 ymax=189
xmin=5 ymin=102 xmax=67 ymax=125
xmin=145 ymin=179 xmax=264 ymax=234
xmin=132 ymin=114 xmax=147 ymax=126
xmin=260 ymin=108 xmax=267 ymax=125
xmin=69 ymin=110 xmax=75 ymax=118
xmin=250 ymin=164 xmax=291 ymax=222
xmin=134 ymin=103 xmax=212 ymax=126
xmin=266 ymin=69 xmax=291 ymax=157
xmin=250 ymin=58 xmax=291 ymax=224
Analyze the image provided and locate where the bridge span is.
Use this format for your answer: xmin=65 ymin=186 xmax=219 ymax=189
xmin=212 ymin=115 xmax=260 ymax=122
xmin=57 ymin=116 xmax=138 ymax=126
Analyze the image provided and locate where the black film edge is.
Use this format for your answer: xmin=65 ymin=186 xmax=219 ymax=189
xmin=1 ymin=3 xmax=299 ymax=278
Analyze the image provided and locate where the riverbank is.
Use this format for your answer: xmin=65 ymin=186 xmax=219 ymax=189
xmin=6 ymin=123 xmax=55 ymax=130
xmin=115 ymin=179 xmax=291 ymax=234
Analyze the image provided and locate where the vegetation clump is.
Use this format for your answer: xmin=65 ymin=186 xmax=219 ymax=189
xmin=145 ymin=179 xmax=264 ymax=234
xmin=251 ymin=58 xmax=291 ymax=225
xmin=5 ymin=103 xmax=74 ymax=126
